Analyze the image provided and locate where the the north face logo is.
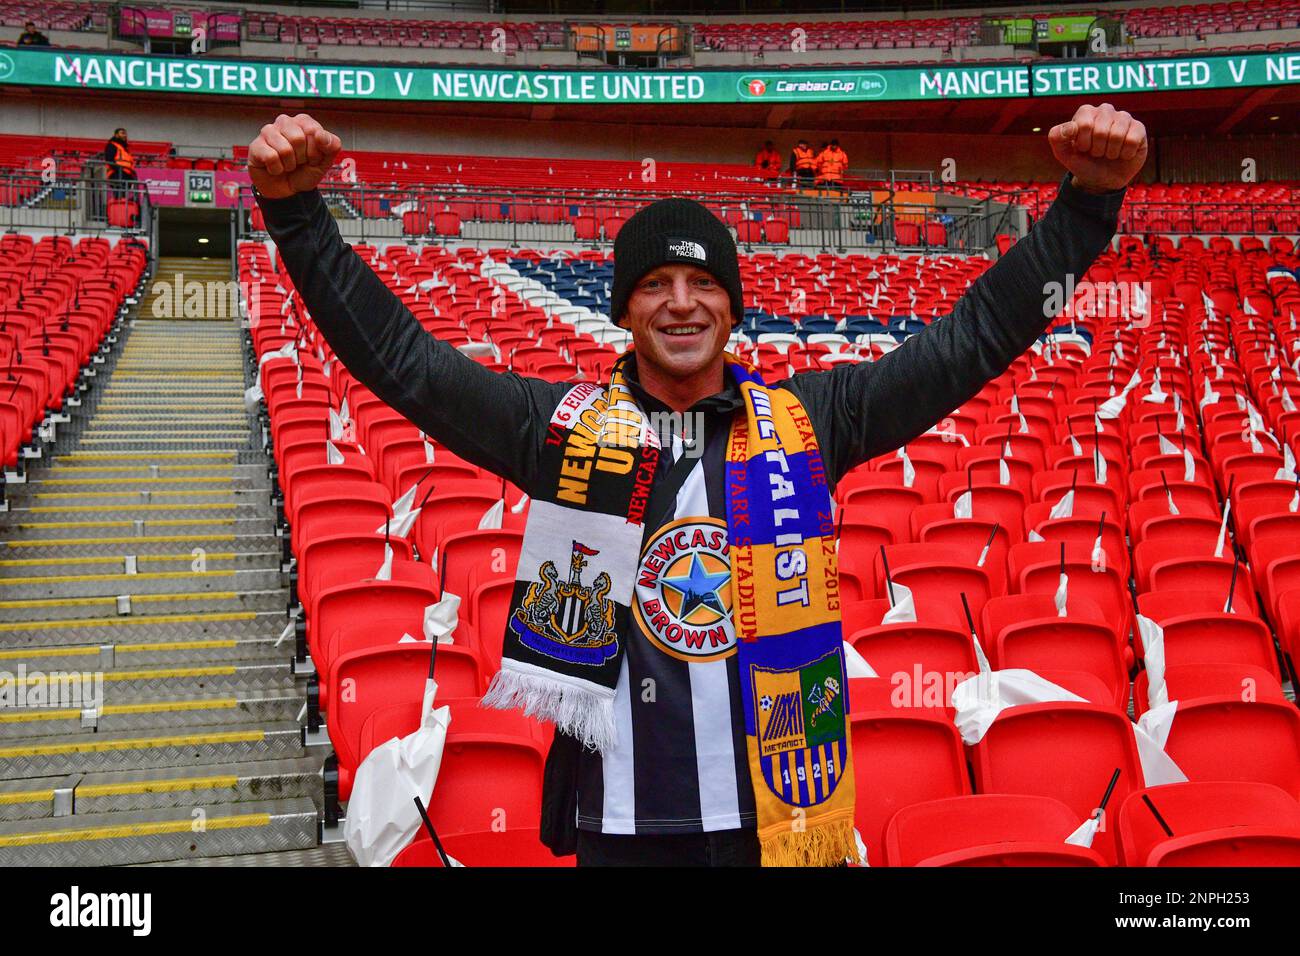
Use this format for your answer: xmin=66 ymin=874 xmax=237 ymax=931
xmin=667 ymin=239 xmax=706 ymax=261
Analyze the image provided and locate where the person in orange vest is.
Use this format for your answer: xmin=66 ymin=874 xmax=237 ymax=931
xmin=754 ymin=140 xmax=781 ymax=180
xmin=787 ymin=138 xmax=816 ymax=187
xmin=103 ymin=128 xmax=138 ymax=198
xmin=816 ymin=139 xmax=848 ymax=191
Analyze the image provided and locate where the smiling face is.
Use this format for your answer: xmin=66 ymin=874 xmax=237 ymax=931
xmin=623 ymin=263 xmax=733 ymax=388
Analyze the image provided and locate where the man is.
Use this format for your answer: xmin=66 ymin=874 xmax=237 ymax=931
xmin=103 ymin=128 xmax=137 ymax=198
xmin=18 ymin=21 xmax=50 ymax=46
xmin=249 ymin=104 xmax=1145 ymax=866
xmin=788 ymin=138 xmax=817 ymax=187
xmin=816 ymin=138 xmax=849 ymax=191
xmin=754 ymin=140 xmax=782 ymax=180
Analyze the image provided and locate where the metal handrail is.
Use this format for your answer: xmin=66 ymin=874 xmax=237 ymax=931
xmin=234 ymin=179 xmax=1010 ymax=256
xmin=570 ymin=21 xmax=607 ymax=65
xmin=1119 ymin=201 xmax=1300 ymax=235
xmin=0 ymin=170 xmax=155 ymax=240
xmin=655 ymin=24 xmax=689 ymax=67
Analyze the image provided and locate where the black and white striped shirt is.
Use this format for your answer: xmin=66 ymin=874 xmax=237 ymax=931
xmin=576 ymin=413 xmax=757 ymax=834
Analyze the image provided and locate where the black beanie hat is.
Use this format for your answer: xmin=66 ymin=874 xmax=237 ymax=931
xmin=610 ymin=197 xmax=744 ymax=328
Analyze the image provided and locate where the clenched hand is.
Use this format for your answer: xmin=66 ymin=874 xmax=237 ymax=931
xmin=1049 ymin=103 xmax=1148 ymax=194
xmin=248 ymin=113 xmax=342 ymax=200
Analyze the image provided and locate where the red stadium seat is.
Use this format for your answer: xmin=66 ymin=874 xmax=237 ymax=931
xmin=885 ymin=794 xmax=1105 ymax=866
xmin=330 ymin=644 xmax=483 ymax=800
xmin=360 ymin=697 xmax=547 ymax=837
xmin=437 ymin=529 xmax=523 ymax=601
xmin=1118 ymin=782 xmax=1300 ymax=867
xmin=434 ymin=211 xmax=462 ymax=236
xmin=849 ymin=705 xmax=971 ymax=867
xmin=392 ymin=827 xmax=573 ymax=867
xmin=310 ymin=579 xmax=438 ymax=666
xmin=1161 ymin=697 xmax=1300 ymax=797
xmin=972 ymin=702 xmax=1144 ymax=865
xmin=992 ymin=617 xmax=1128 ymax=711
xmin=1133 ymin=662 xmax=1285 ymax=718
xmin=403 ymin=209 xmax=430 ymax=236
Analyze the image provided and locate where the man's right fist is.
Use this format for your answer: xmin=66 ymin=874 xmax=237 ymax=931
xmin=248 ymin=113 xmax=342 ymax=200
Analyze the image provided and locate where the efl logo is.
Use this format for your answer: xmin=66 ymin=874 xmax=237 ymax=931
xmin=748 ymin=78 xmax=767 ymax=96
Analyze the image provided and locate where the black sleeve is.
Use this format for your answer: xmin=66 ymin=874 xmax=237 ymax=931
xmin=103 ymin=143 xmax=115 ymax=165
xmin=255 ymin=188 xmax=568 ymax=495
xmin=783 ymin=174 xmax=1124 ymax=485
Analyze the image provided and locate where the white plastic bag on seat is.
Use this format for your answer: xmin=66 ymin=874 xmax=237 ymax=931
xmin=880 ymin=581 xmax=916 ymax=625
xmin=950 ymin=669 xmax=1083 ymax=745
xmin=345 ymin=678 xmax=451 ymax=867
xmin=843 ymin=641 xmax=877 ymax=678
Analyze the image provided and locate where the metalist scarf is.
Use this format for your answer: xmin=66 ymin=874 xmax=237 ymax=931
xmin=482 ymin=353 xmax=856 ymax=866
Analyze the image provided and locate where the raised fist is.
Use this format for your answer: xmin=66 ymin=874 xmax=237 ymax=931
xmin=248 ymin=113 xmax=342 ymax=200
xmin=1049 ymin=103 xmax=1148 ymax=194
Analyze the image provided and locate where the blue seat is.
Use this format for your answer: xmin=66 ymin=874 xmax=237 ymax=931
xmin=798 ymin=317 xmax=839 ymax=335
xmin=890 ymin=317 xmax=929 ymax=336
xmin=844 ymin=316 xmax=889 ymax=336
xmin=755 ymin=317 xmax=797 ymax=335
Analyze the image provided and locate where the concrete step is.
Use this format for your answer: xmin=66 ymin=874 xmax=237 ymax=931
xmin=78 ymin=423 xmax=250 ymax=434
xmin=0 ymin=550 xmax=278 ymax=578
xmin=46 ymin=452 xmax=249 ymax=467
xmin=1 ymin=532 xmax=280 ymax=559
xmin=0 ymin=797 xmax=318 ymax=866
xmin=80 ymin=418 xmax=250 ymax=430
xmin=0 ymin=567 xmax=284 ymax=601
xmin=12 ymin=476 xmax=269 ymax=496
xmin=30 ymin=463 xmax=267 ymax=484
xmin=94 ymin=389 xmax=245 ymax=401
xmin=94 ymin=399 xmax=247 ymax=408
xmin=0 ymin=663 xmax=296 ymax=715
xmin=0 ymin=687 xmax=305 ymax=739
xmin=0 ymin=720 xmax=305 ymax=777
xmin=9 ymin=500 xmax=267 ymax=523
xmin=0 ymin=634 xmax=291 ymax=672
xmin=0 ymin=587 xmax=289 ymax=622
xmin=135 ymin=841 xmax=354 ymax=867
xmin=7 ymin=489 xmax=269 ymax=510
xmin=2 ymin=515 xmax=276 ymax=541
xmin=0 ymin=757 xmax=323 ymax=823
xmin=0 ymin=608 xmax=290 ymax=648
xmin=63 ymin=437 xmax=255 ymax=452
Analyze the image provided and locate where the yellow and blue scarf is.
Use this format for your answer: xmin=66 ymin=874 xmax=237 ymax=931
xmin=484 ymin=353 xmax=856 ymax=866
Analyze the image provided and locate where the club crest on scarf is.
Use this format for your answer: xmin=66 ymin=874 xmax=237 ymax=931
xmin=511 ymin=540 xmax=619 ymax=666
xmin=634 ymin=517 xmax=736 ymax=662
xmin=752 ymin=650 xmax=848 ymax=807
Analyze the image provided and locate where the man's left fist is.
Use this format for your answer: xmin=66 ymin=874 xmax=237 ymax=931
xmin=1048 ymin=103 xmax=1148 ymax=194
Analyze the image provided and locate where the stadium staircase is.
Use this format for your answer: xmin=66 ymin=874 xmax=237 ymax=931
xmin=0 ymin=255 xmax=332 ymax=865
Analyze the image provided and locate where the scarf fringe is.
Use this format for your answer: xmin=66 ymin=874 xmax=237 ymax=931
xmin=482 ymin=667 xmax=616 ymax=753
xmin=760 ymin=818 xmax=857 ymax=868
